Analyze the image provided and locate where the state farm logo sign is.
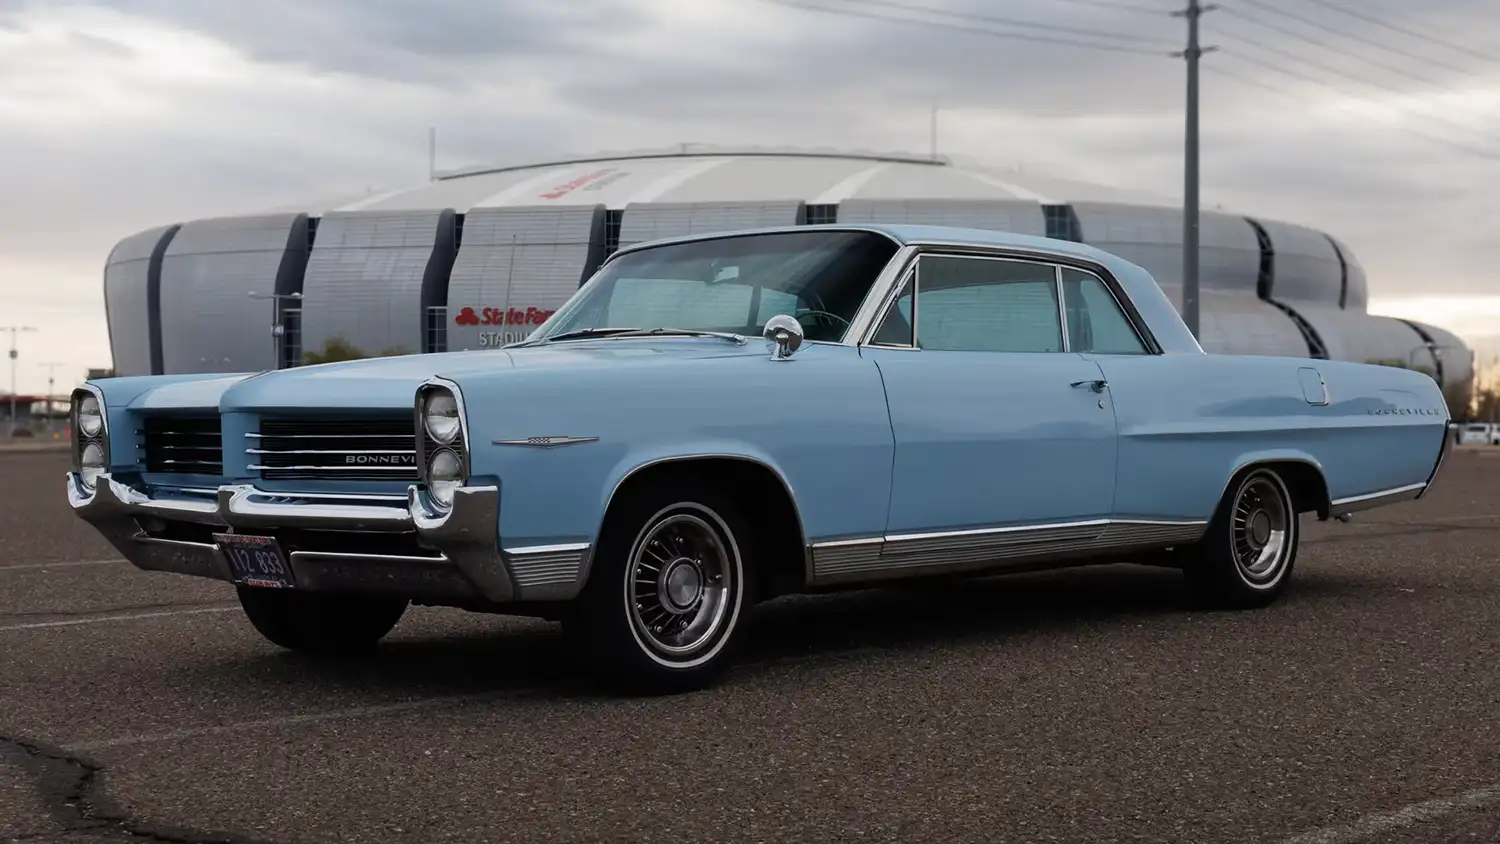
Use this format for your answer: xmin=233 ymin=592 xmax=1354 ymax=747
xmin=453 ymin=306 xmax=558 ymax=348
xmin=538 ymin=168 xmax=628 ymax=199
xmin=453 ymin=306 xmax=556 ymax=327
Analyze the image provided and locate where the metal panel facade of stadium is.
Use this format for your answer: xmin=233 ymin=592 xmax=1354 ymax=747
xmin=97 ymin=150 xmax=1471 ymax=400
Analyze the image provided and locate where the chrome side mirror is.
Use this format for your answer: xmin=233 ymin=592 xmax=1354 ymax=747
xmin=763 ymin=314 xmax=803 ymax=361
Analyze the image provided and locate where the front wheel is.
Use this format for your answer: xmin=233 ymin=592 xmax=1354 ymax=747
xmin=1184 ymin=466 xmax=1300 ymax=609
xmin=564 ymin=481 xmax=754 ymax=694
xmin=237 ymin=587 xmax=408 ymax=655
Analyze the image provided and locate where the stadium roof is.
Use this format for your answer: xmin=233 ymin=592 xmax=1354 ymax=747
xmin=275 ymin=144 xmax=1177 ymax=216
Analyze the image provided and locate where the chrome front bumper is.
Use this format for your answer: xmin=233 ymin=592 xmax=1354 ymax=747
xmin=65 ymin=472 xmax=589 ymax=604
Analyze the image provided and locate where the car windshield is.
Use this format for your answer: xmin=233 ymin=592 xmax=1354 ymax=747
xmin=526 ymin=229 xmax=900 ymax=345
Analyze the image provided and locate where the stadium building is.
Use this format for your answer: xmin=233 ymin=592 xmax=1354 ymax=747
xmin=101 ymin=144 xmax=1473 ymax=402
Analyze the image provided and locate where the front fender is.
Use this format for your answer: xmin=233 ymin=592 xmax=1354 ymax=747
xmin=445 ymin=343 xmax=896 ymax=555
xmin=595 ymin=440 xmax=800 ymax=534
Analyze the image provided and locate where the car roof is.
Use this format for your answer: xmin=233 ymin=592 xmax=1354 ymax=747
xmin=854 ymin=223 xmax=1117 ymax=260
xmin=612 ymin=222 xmax=1206 ymax=356
xmin=620 ymin=222 xmax=1129 ymax=268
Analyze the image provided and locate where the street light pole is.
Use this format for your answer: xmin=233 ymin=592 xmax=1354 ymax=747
xmin=247 ymin=292 xmax=302 ymax=371
xmin=1 ymin=325 xmax=38 ymax=434
xmin=1173 ymin=0 xmax=1217 ymax=341
xmin=38 ymin=362 xmax=65 ymax=433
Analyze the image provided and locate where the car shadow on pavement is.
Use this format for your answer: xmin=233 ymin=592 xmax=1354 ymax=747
xmin=195 ymin=563 xmax=1358 ymax=701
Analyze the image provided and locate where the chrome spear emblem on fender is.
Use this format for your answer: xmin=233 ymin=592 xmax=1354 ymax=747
xmin=492 ymin=436 xmax=600 ymax=448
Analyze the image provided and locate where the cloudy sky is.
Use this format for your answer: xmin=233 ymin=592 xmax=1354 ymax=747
xmin=2 ymin=0 xmax=1498 ymax=394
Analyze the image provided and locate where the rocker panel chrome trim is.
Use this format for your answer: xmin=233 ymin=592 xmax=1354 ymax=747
xmin=808 ymin=518 xmax=1208 ymax=584
xmin=1329 ymin=482 xmax=1426 ymax=516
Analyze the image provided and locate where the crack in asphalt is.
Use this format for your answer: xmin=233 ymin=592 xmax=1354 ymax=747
xmin=0 ymin=734 xmax=279 ymax=844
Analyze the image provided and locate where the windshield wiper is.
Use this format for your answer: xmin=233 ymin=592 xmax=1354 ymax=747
xmin=599 ymin=327 xmax=749 ymax=345
xmin=513 ymin=327 xmax=644 ymax=347
xmin=517 ymin=326 xmax=751 ymax=347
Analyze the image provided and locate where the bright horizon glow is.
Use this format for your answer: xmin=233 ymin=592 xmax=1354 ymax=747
xmin=1367 ymin=295 xmax=1500 ymax=350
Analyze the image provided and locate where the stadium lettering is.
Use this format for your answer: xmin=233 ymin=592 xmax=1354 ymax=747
xmin=539 ymin=168 xmax=615 ymax=200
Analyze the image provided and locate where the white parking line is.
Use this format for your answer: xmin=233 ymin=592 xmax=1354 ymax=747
xmin=0 ymin=558 xmax=123 ymax=572
xmin=1281 ymin=785 xmax=1500 ymax=844
xmin=67 ymin=691 xmax=519 ymax=752
xmin=0 ymin=606 xmax=237 ymax=632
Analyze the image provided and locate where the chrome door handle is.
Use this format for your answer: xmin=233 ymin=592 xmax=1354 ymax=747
xmin=1070 ymin=379 xmax=1108 ymax=393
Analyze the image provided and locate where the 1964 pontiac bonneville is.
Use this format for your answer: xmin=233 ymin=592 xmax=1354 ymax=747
xmin=67 ymin=224 xmax=1455 ymax=692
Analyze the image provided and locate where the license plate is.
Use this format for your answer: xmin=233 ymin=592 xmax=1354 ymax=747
xmin=214 ymin=533 xmax=295 ymax=589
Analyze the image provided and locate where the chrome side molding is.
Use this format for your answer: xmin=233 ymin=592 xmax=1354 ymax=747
xmin=807 ymin=517 xmax=1208 ymax=585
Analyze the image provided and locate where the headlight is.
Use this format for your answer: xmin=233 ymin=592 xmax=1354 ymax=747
xmin=77 ymin=395 xmax=103 ymax=438
xmin=79 ymin=441 xmax=106 ymax=489
xmin=427 ymin=448 xmax=463 ymax=510
xmin=423 ymin=392 xmax=461 ymax=445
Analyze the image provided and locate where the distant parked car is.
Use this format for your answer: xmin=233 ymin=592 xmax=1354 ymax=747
xmin=65 ymin=224 xmax=1456 ymax=692
xmin=1458 ymin=423 xmax=1495 ymax=446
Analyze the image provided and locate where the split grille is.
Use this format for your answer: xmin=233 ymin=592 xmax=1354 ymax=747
xmin=140 ymin=415 xmax=224 ymax=475
xmin=248 ymin=415 xmax=419 ymax=481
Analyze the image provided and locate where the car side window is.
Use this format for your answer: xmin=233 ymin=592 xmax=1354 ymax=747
xmin=870 ymin=275 xmax=914 ymax=346
xmin=1059 ymin=268 xmax=1147 ymax=355
xmin=907 ymin=255 xmax=1063 ymax=353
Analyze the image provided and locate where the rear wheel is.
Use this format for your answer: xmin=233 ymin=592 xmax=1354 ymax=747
xmin=564 ymin=480 xmax=753 ymax=694
xmin=236 ymin=587 xmax=408 ymax=655
xmin=1185 ymin=466 xmax=1300 ymax=609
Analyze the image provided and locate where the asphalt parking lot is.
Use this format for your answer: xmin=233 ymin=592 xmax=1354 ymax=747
xmin=3 ymin=448 xmax=1499 ymax=844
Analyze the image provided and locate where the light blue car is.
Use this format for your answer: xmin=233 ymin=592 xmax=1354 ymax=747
xmin=66 ymin=224 xmax=1456 ymax=692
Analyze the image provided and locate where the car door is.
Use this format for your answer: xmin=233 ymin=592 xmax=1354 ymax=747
xmin=860 ymin=252 xmax=1119 ymax=537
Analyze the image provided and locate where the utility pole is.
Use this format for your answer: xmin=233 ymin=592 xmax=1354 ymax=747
xmin=929 ymin=106 xmax=938 ymax=161
xmin=429 ymin=126 xmax=437 ymax=182
xmin=1 ymin=325 xmax=38 ymax=434
xmin=38 ymin=361 xmax=64 ymax=399
xmin=38 ymin=362 xmax=65 ymax=433
xmin=1172 ymin=0 xmax=1217 ymax=341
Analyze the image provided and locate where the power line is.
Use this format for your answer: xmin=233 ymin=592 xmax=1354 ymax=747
xmin=1211 ymin=26 xmax=1500 ymax=146
xmin=759 ymin=0 xmax=1170 ymax=56
xmin=1206 ymin=58 xmax=1500 ymax=161
xmin=1302 ymin=0 xmax=1500 ymax=69
xmin=1037 ymin=0 xmax=1172 ymax=13
xmin=844 ymin=0 xmax=1178 ymax=46
xmin=1225 ymin=0 xmax=1480 ymax=87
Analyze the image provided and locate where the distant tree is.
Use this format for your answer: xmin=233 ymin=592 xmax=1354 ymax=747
xmin=302 ymin=337 xmax=368 ymax=365
xmin=1363 ymin=358 xmax=1437 ymax=380
xmin=1444 ymin=380 xmax=1477 ymax=421
xmin=301 ymin=338 xmax=414 ymax=365
xmin=1472 ymin=385 xmax=1500 ymax=423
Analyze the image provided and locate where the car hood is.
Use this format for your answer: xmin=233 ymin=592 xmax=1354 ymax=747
xmin=218 ymin=338 xmax=769 ymax=411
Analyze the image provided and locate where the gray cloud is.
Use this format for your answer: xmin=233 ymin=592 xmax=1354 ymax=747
xmin=3 ymin=0 xmax=1500 ymax=393
xmin=18 ymin=0 xmax=645 ymax=87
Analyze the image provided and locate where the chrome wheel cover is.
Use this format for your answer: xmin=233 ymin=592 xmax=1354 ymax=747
xmin=624 ymin=505 xmax=739 ymax=666
xmin=1231 ymin=473 xmax=1293 ymax=586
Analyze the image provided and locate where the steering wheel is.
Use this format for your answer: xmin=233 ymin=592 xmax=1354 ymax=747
xmin=793 ymin=309 xmax=851 ymax=331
